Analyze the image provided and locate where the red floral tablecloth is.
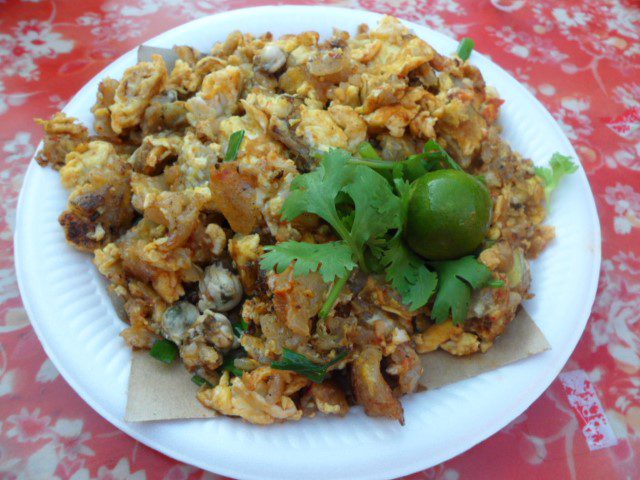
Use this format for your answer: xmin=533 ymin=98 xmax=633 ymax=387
xmin=1 ymin=0 xmax=639 ymax=478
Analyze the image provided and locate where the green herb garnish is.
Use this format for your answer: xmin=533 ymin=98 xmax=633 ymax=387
xmin=224 ymin=130 xmax=245 ymax=162
xmin=232 ymin=319 xmax=249 ymax=338
xmin=267 ymin=149 xmax=402 ymax=314
xmin=430 ymin=256 xmax=493 ymax=325
xmin=423 ymin=140 xmax=462 ymax=171
xmin=261 ymin=241 xmax=357 ymax=283
xmin=260 ymin=146 xmax=498 ymax=324
xmin=191 ymin=374 xmax=213 ymax=387
xmin=271 ymin=348 xmax=347 ymax=383
xmin=457 ymin=37 xmax=475 ymax=61
xmin=380 ymin=236 xmax=438 ymax=311
xmin=149 ymin=339 xmax=179 ymax=364
xmin=222 ymin=356 xmax=244 ymax=377
xmin=535 ymin=153 xmax=578 ymax=205
xmin=348 ymin=140 xmax=461 ymax=182
xmin=358 ymin=141 xmax=383 ymax=161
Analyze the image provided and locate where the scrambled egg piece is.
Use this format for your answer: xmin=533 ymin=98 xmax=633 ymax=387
xmin=110 ymin=54 xmax=168 ymax=134
xmin=197 ymin=368 xmax=308 ymax=425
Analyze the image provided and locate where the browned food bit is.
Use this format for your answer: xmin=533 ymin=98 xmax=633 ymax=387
xmin=386 ymin=343 xmax=423 ymax=395
xmin=210 ymin=162 xmax=262 ymax=235
xmin=301 ymin=380 xmax=350 ymax=417
xmin=128 ymin=133 xmax=182 ymax=175
xmin=57 ymin=141 xmax=134 ymax=251
xmin=352 ymin=345 xmax=404 ymax=424
xmin=269 ymin=267 xmax=328 ymax=337
xmin=228 ymin=234 xmax=262 ymax=295
xmin=91 ymin=78 xmax=120 ymax=140
xmin=35 ymin=113 xmax=89 ymax=169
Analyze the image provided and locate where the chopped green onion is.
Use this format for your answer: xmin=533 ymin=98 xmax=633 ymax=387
xmin=224 ymin=130 xmax=245 ymax=162
xmin=149 ymin=339 xmax=179 ymax=364
xmin=191 ymin=374 xmax=212 ymax=387
xmin=222 ymin=356 xmax=244 ymax=377
xmin=271 ymin=349 xmax=348 ymax=383
xmin=457 ymin=37 xmax=475 ymax=61
xmin=232 ymin=319 xmax=248 ymax=337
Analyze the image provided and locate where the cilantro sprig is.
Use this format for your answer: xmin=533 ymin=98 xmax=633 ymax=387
xmin=261 ymin=149 xmax=402 ymax=316
xmin=347 ymin=140 xmax=461 ymax=182
xmin=260 ymin=144 xmax=500 ymax=324
xmin=281 ymin=149 xmax=402 ymax=269
xmin=381 ymin=236 xmax=438 ymax=310
xmin=535 ymin=153 xmax=578 ymax=205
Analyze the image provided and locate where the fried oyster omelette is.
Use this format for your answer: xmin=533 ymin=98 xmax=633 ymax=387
xmin=36 ymin=17 xmax=556 ymax=425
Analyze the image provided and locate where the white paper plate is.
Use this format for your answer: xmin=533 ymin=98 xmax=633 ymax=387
xmin=14 ymin=6 xmax=601 ymax=480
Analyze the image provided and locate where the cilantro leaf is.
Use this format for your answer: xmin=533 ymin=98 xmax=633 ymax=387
xmin=423 ymin=140 xmax=462 ymax=171
xmin=281 ymin=149 xmax=355 ymax=236
xmin=260 ymin=241 xmax=357 ymax=283
xmin=430 ymin=256 xmax=493 ymax=325
xmin=381 ymin=237 xmax=438 ymax=310
xmin=280 ymin=148 xmax=401 ymax=269
xmin=343 ymin=164 xmax=402 ymax=253
xmin=358 ymin=141 xmax=382 ymax=161
xmin=535 ymin=153 xmax=578 ymax=205
xmin=271 ymin=348 xmax=347 ymax=383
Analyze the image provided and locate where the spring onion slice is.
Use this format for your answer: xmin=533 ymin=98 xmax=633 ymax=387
xmin=457 ymin=37 xmax=475 ymax=61
xmin=149 ymin=339 xmax=179 ymax=364
xmin=224 ymin=130 xmax=245 ymax=161
xmin=191 ymin=374 xmax=212 ymax=387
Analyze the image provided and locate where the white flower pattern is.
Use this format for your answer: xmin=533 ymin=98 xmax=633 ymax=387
xmin=0 ymin=19 xmax=73 ymax=81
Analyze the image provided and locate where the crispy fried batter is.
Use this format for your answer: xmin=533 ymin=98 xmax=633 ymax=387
xmin=210 ymin=162 xmax=261 ymax=234
xmin=35 ymin=113 xmax=89 ymax=169
xmin=57 ymin=141 xmax=134 ymax=251
xmin=352 ymin=345 xmax=404 ymax=424
xmin=269 ymin=267 xmax=328 ymax=337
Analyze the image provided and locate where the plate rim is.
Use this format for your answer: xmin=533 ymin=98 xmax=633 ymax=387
xmin=14 ymin=5 xmax=602 ymax=479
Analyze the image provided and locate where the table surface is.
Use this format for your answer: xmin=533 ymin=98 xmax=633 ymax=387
xmin=1 ymin=0 xmax=639 ymax=478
